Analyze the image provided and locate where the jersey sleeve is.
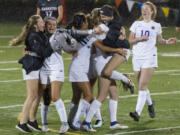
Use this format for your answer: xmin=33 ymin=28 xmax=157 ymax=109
xmin=157 ymin=23 xmax=162 ymax=35
xmin=129 ymin=21 xmax=137 ymax=33
xmin=57 ymin=0 xmax=63 ymax=6
xmin=99 ymin=24 xmax=109 ymax=33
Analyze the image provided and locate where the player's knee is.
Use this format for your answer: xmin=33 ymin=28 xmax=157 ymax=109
xmin=101 ymin=68 xmax=112 ymax=78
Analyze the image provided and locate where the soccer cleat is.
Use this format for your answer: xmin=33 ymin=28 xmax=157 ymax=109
xmin=121 ymin=74 xmax=135 ymax=94
xmin=27 ymin=120 xmax=41 ymax=132
xmin=16 ymin=123 xmax=32 ymax=133
xmin=81 ymin=121 xmax=96 ymax=132
xmin=129 ymin=111 xmax=140 ymax=122
xmin=148 ymin=102 xmax=155 ymax=118
xmin=59 ymin=122 xmax=69 ymax=134
xmin=72 ymin=120 xmax=81 ymax=130
xmin=110 ymin=121 xmax=128 ymax=130
xmin=93 ymin=119 xmax=104 ymax=128
xmin=42 ymin=124 xmax=50 ymax=132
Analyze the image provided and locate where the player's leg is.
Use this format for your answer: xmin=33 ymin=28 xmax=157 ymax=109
xmin=82 ymin=77 xmax=111 ymax=132
xmin=108 ymin=81 xmax=128 ymax=130
xmin=68 ymin=82 xmax=81 ymax=128
xmin=102 ymin=54 xmax=134 ymax=93
xmin=72 ymin=82 xmax=93 ymax=129
xmin=16 ymin=79 xmax=39 ymax=133
xmin=130 ymin=68 xmax=154 ymax=121
xmin=51 ymin=81 xmax=69 ymax=133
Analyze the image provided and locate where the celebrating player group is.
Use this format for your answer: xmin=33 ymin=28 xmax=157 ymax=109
xmin=10 ymin=0 xmax=176 ymax=134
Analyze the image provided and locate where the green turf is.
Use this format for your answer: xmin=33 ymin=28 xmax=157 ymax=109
xmin=0 ymin=23 xmax=180 ymax=135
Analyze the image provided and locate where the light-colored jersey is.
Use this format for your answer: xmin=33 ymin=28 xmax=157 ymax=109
xmin=130 ymin=20 xmax=162 ymax=59
xmin=41 ymin=52 xmax=64 ymax=72
xmin=69 ymin=36 xmax=96 ymax=73
xmin=94 ymin=23 xmax=109 ymax=59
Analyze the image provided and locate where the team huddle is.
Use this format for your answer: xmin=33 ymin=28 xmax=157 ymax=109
xmin=10 ymin=0 xmax=177 ymax=134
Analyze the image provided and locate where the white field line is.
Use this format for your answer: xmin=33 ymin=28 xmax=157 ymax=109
xmin=0 ymin=99 xmax=71 ymax=109
xmin=0 ymin=79 xmax=23 ymax=83
xmin=0 ymin=60 xmax=17 ymax=64
xmin=0 ymin=45 xmax=23 ymax=48
xmin=105 ymin=126 xmax=180 ymax=135
xmin=117 ymin=91 xmax=180 ymax=99
xmin=0 ymin=91 xmax=180 ymax=109
xmin=0 ymin=35 xmax=14 ymax=38
xmin=0 ymin=68 xmax=20 ymax=71
xmin=169 ymin=74 xmax=180 ymax=76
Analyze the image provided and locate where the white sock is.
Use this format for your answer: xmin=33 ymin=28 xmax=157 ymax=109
xmin=68 ymin=103 xmax=78 ymax=123
xmin=109 ymin=99 xmax=118 ymax=122
xmin=146 ymin=89 xmax=153 ymax=105
xmin=110 ymin=71 xmax=129 ymax=84
xmin=41 ymin=103 xmax=50 ymax=125
xmin=85 ymin=99 xmax=102 ymax=123
xmin=94 ymin=108 xmax=102 ymax=121
xmin=136 ymin=90 xmax=147 ymax=116
xmin=53 ymin=99 xmax=67 ymax=123
xmin=73 ymin=99 xmax=90 ymax=124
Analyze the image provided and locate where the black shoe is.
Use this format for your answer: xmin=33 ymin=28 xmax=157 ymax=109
xmin=148 ymin=102 xmax=155 ymax=118
xmin=27 ymin=120 xmax=41 ymax=132
xmin=16 ymin=123 xmax=32 ymax=133
xmin=129 ymin=111 xmax=140 ymax=121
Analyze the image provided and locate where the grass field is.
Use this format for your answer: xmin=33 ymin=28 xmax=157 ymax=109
xmin=0 ymin=23 xmax=180 ymax=135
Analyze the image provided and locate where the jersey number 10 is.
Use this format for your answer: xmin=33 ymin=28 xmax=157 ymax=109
xmin=141 ymin=30 xmax=150 ymax=37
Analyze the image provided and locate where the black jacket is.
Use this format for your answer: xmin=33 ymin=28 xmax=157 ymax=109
xmin=103 ymin=17 xmax=130 ymax=49
xmin=18 ymin=32 xmax=53 ymax=74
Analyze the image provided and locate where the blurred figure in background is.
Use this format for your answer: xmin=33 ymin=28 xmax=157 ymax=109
xmin=36 ymin=0 xmax=63 ymax=25
xmin=176 ymin=6 xmax=180 ymax=32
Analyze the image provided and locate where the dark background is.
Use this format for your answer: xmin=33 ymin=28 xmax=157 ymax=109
xmin=0 ymin=0 xmax=179 ymax=26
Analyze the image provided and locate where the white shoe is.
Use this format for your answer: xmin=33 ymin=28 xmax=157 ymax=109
xmin=110 ymin=121 xmax=128 ymax=130
xmin=59 ymin=122 xmax=69 ymax=134
xmin=81 ymin=121 xmax=96 ymax=132
xmin=42 ymin=125 xmax=50 ymax=132
xmin=72 ymin=120 xmax=81 ymax=130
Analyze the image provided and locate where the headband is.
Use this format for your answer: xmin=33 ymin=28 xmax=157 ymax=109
xmin=45 ymin=17 xmax=57 ymax=23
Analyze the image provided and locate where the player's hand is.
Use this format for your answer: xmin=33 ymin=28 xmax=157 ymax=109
xmin=167 ymin=38 xmax=176 ymax=44
xmin=140 ymin=35 xmax=149 ymax=41
xmin=116 ymin=48 xmax=127 ymax=56
xmin=94 ymin=26 xmax=104 ymax=34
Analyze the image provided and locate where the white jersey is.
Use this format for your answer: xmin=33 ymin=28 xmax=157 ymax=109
xmin=41 ymin=52 xmax=64 ymax=72
xmin=68 ymin=36 xmax=96 ymax=82
xmin=130 ymin=20 xmax=162 ymax=59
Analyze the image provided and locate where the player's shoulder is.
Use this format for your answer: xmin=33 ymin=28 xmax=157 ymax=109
xmin=150 ymin=21 xmax=161 ymax=27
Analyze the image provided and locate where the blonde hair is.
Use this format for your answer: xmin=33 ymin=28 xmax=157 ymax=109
xmin=87 ymin=8 xmax=101 ymax=29
xmin=9 ymin=15 xmax=41 ymax=46
xmin=139 ymin=1 xmax=157 ymax=21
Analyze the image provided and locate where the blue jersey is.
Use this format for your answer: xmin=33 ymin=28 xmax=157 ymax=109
xmin=37 ymin=0 xmax=62 ymax=19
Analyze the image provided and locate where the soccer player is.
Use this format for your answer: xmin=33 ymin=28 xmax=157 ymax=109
xmin=36 ymin=0 xmax=63 ymax=25
xmin=39 ymin=17 xmax=69 ymax=134
xmin=10 ymin=15 xmax=54 ymax=133
xmin=81 ymin=6 xmax=131 ymax=132
xmin=129 ymin=1 xmax=176 ymax=121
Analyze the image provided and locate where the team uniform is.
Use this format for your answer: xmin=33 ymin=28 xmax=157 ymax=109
xmin=40 ymin=52 xmax=64 ymax=84
xmin=68 ymin=36 xmax=96 ymax=82
xmin=37 ymin=0 xmax=62 ymax=19
xmin=130 ymin=20 xmax=162 ymax=71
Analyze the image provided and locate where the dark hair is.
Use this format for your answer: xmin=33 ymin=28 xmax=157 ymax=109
xmin=101 ymin=4 xmax=120 ymax=19
xmin=67 ymin=13 xmax=86 ymax=29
